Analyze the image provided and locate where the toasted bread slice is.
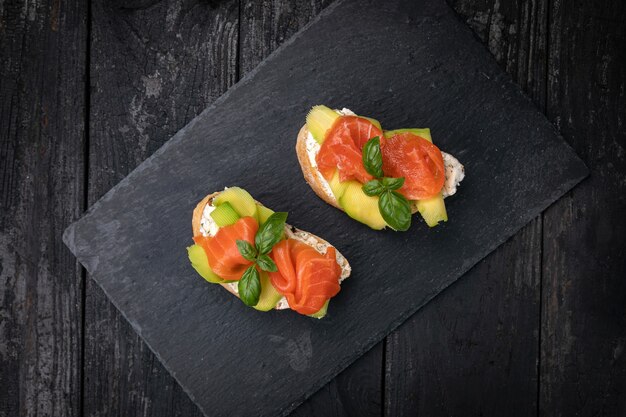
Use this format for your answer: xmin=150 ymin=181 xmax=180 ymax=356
xmin=191 ymin=191 xmax=351 ymax=310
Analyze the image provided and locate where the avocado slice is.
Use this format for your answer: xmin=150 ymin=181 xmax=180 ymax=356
xmin=309 ymin=300 xmax=330 ymax=319
xmin=213 ymin=187 xmax=257 ymax=220
xmin=328 ymin=169 xmax=350 ymax=200
xmin=416 ymin=192 xmax=448 ymax=227
xmin=338 ymin=181 xmax=387 ymax=230
xmin=256 ymin=204 xmax=275 ymax=225
xmin=384 ymin=128 xmax=432 ymax=142
xmin=307 ymin=105 xmax=340 ymax=144
xmin=361 ymin=116 xmax=382 ymax=131
xmin=253 ymin=271 xmax=284 ymax=311
xmin=187 ymin=244 xmax=224 ymax=283
xmin=210 ymin=202 xmax=240 ymax=227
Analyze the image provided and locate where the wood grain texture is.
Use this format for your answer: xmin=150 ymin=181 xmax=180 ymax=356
xmin=239 ymin=0 xmax=332 ymax=75
xmin=290 ymin=345 xmax=383 ymax=417
xmin=239 ymin=1 xmax=382 ymax=415
xmin=384 ymin=0 xmax=548 ymax=414
xmin=541 ymin=0 xmax=626 ymax=414
xmin=0 ymin=1 xmax=86 ymax=416
xmin=85 ymin=0 xmax=238 ymax=415
xmin=385 ymin=221 xmax=542 ymax=416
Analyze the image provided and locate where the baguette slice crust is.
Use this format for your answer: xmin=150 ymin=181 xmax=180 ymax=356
xmin=191 ymin=191 xmax=351 ymax=310
xmin=295 ymin=125 xmax=341 ymax=209
xmin=296 ymin=125 xmax=420 ymax=214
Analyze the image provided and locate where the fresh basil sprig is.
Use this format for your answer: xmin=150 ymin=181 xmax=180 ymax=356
xmin=236 ymin=240 xmax=257 ymax=261
xmin=362 ymin=179 xmax=385 ymax=196
xmin=378 ymin=190 xmax=411 ymax=231
xmin=256 ymin=254 xmax=278 ymax=272
xmin=255 ymin=212 xmax=288 ymax=254
xmin=361 ymin=137 xmax=412 ymax=231
xmin=362 ymin=136 xmax=384 ymax=178
xmin=239 ymin=266 xmax=261 ymax=306
xmin=382 ymin=177 xmax=405 ymax=190
xmin=235 ymin=212 xmax=287 ymax=306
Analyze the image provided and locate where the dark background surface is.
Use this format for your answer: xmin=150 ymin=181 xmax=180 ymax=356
xmin=59 ymin=0 xmax=588 ymax=415
xmin=0 ymin=0 xmax=624 ymax=416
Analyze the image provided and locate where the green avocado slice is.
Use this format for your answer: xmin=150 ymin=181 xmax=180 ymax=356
xmin=328 ymin=169 xmax=350 ymax=200
xmin=416 ymin=192 xmax=448 ymax=227
xmin=210 ymin=202 xmax=240 ymax=227
xmin=306 ymin=105 xmax=340 ymax=144
xmin=187 ymin=244 xmax=224 ymax=283
xmin=256 ymin=204 xmax=275 ymax=225
xmin=213 ymin=187 xmax=257 ymax=220
xmin=253 ymin=271 xmax=284 ymax=311
xmin=309 ymin=300 xmax=330 ymax=319
xmin=338 ymin=181 xmax=387 ymax=230
xmin=384 ymin=128 xmax=432 ymax=142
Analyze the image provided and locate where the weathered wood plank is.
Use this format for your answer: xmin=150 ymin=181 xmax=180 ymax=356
xmin=239 ymin=0 xmax=332 ymax=75
xmin=0 ymin=0 xmax=87 ymax=416
xmin=385 ymin=221 xmax=542 ymax=416
xmin=85 ymin=1 xmax=239 ymax=415
xmin=238 ymin=1 xmax=382 ymax=415
xmin=384 ymin=0 xmax=548 ymax=414
xmin=291 ymin=345 xmax=383 ymax=417
xmin=541 ymin=0 xmax=626 ymax=414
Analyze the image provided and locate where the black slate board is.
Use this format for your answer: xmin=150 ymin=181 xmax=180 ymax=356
xmin=63 ymin=0 xmax=588 ymax=415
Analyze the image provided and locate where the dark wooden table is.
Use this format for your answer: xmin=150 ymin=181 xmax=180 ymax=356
xmin=1 ymin=0 xmax=625 ymax=416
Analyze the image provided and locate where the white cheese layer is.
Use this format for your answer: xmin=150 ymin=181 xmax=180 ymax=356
xmin=199 ymin=204 xmax=218 ymax=237
xmin=305 ymin=132 xmax=335 ymax=201
xmin=441 ymin=152 xmax=465 ymax=197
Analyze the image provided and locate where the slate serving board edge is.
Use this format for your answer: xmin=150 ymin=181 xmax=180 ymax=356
xmin=64 ymin=1 xmax=345 ymax=255
xmin=60 ymin=1 xmax=347 ymax=414
xmin=278 ymin=170 xmax=588 ymax=417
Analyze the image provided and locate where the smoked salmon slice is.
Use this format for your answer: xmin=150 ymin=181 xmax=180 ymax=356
xmin=269 ymin=239 xmax=341 ymax=315
xmin=193 ymin=216 xmax=258 ymax=281
xmin=316 ymin=115 xmax=384 ymax=183
xmin=382 ymin=132 xmax=445 ymax=200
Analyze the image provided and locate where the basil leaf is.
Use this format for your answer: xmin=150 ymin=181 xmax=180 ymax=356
xmin=255 ymin=212 xmax=288 ymax=255
xmin=382 ymin=177 xmax=405 ymax=191
xmin=236 ymin=239 xmax=257 ymax=261
xmin=379 ymin=190 xmax=411 ymax=231
xmin=256 ymin=254 xmax=277 ymax=272
xmin=362 ymin=179 xmax=384 ymax=196
xmin=238 ymin=266 xmax=261 ymax=306
xmin=362 ymin=136 xmax=384 ymax=178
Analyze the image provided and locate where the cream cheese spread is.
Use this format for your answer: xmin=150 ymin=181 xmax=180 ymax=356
xmin=441 ymin=152 xmax=465 ymax=197
xmin=305 ymin=132 xmax=336 ymax=201
xmin=199 ymin=204 xmax=218 ymax=237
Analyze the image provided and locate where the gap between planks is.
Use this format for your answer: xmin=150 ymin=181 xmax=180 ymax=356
xmin=79 ymin=0 xmax=93 ymax=415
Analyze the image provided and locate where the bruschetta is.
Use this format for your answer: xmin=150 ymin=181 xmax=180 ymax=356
xmin=188 ymin=187 xmax=350 ymax=318
xmin=296 ymin=106 xmax=465 ymax=231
